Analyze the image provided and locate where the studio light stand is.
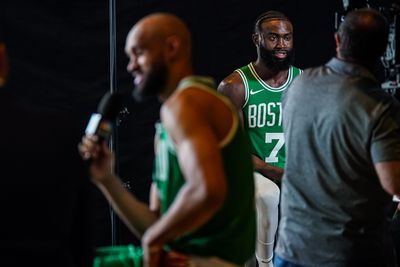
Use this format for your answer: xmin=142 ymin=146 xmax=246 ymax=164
xmin=335 ymin=0 xmax=400 ymax=96
xmin=380 ymin=3 xmax=400 ymax=95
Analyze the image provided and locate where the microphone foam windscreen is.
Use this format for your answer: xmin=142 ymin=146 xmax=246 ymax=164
xmin=97 ymin=92 xmax=122 ymax=120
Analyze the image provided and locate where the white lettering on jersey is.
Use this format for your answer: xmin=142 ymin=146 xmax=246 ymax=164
xmin=248 ymin=103 xmax=282 ymax=128
xmin=265 ymin=133 xmax=285 ymax=163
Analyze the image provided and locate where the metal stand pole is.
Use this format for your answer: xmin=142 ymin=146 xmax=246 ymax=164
xmin=109 ymin=0 xmax=119 ymax=246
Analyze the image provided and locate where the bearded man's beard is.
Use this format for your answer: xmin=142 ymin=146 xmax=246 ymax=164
xmin=132 ymin=63 xmax=167 ymax=102
xmin=259 ymin=45 xmax=293 ymax=72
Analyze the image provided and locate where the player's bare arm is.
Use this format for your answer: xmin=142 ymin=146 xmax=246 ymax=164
xmin=375 ymin=161 xmax=400 ymax=195
xmin=217 ymin=72 xmax=245 ymax=123
xmin=78 ymin=136 xmax=159 ymax=237
xmin=141 ymin=87 xmax=229 ymax=250
xmin=253 ymin=155 xmax=283 ymax=180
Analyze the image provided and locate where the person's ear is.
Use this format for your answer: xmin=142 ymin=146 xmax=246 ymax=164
xmin=334 ymin=32 xmax=341 ymax=46
xmin=252 ymin=33 xmax=260 ymax=47
xmin=334 ymin=32 xmax=341 ymax=53
xmin=164 ymin=35 xmax=180 ymax=61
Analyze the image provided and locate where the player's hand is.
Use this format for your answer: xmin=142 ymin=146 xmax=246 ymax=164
xmin=164 ymin=251 xmax=189 ymax=267
xmin=143 ymin=246 xmax=189 ymax=267
xmin=143 ymin=243 xmax=163 ymax=267
xmin=78 ymin=135 xmax=114 ymax=184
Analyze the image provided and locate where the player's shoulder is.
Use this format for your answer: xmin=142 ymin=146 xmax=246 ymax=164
xmin=162 ymin=81 xmax=232 ymax=134
xmin=166 ymin=77 xmax=218 ymax=111
xmin=218 ymin=71 xmax=245 ymax=94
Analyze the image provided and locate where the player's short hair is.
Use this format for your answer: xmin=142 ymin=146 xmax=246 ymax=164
xmin=254 ymin=10 xmax=289 ymax=33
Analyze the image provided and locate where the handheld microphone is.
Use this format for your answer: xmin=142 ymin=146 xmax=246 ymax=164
xmin=85 ymin=92 xmax=122 ymax=140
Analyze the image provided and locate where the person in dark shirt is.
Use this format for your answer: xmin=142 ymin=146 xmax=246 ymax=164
xmin=275 ymin=8 xmax=400 ymax=267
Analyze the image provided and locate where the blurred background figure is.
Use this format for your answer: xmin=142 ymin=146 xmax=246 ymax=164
xmin=0 ymin=42 xmax=8 ymax=87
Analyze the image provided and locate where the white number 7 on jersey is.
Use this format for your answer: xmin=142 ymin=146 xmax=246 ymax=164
xmin=265 ymin=133 xmax=285 ymax=163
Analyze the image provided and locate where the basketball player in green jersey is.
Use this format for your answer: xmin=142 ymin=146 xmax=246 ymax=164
xmin=79 ymin=13 xmax=255 ymax=267
xmin=218 ymin=11 xmax=301 ymax=267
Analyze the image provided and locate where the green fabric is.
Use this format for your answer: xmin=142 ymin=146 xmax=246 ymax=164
xmin=152 ymin=76 xmax=256 ymax=265
xmin=93 ymin=245 xmax=143 ymax=267
xmin=236 ymin=63 xmax=301 ymax=169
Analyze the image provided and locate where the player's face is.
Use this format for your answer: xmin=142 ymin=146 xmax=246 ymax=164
xmin=125 ymin=29 xmax=167 ymax=101
xmin=257 ymin=19 xmax=293 ymax=70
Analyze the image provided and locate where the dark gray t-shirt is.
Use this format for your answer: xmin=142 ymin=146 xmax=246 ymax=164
xmin=275 ymin=58 xmax=400 ymax=266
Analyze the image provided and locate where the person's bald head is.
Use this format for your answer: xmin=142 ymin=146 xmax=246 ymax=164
xmin=124 ymin=13 xmax=193 ymax=101
xmin=336 ymin=8 xmax=388 ymax=67
xmin=125 ymin=13 xmax=191 ymax=59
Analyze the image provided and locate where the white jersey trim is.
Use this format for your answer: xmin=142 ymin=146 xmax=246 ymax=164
xmin=235 ymin=68 xmax=250 ymax=108
xmin=177 ymin=77 xmax=239 ymax=149
xmin=249 ymin=63 xmax=293 ymax=92
xmin=155 ymin=122 xmax=178 ymax=156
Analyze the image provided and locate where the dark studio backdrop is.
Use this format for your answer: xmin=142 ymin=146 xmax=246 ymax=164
xmin=0 ymin=0 xmax=397 ymax=266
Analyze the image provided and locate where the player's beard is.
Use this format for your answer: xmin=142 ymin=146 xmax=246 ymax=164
xmin=259 ymin=45 xmax=293 ymax=72
xmin=132 ymin=62 xmax=167 ymax=102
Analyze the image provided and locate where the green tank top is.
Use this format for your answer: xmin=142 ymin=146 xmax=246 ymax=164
xmin=236 ymin=63 xmax=302 ymax=169
xmin=152 ymin=76 xmax=256 ymax=265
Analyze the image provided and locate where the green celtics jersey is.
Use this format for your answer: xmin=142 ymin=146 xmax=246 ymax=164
xmin=236 ymin=63 xmax=302 ymax=169
xmin=152 ymin=76 xmax=256 ymax=265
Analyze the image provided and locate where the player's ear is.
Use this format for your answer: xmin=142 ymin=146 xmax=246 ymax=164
xmin=252 ymin=33 xmax=260 ymax=47
xmin=164 ymin=35 xmax=180 ymax=61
